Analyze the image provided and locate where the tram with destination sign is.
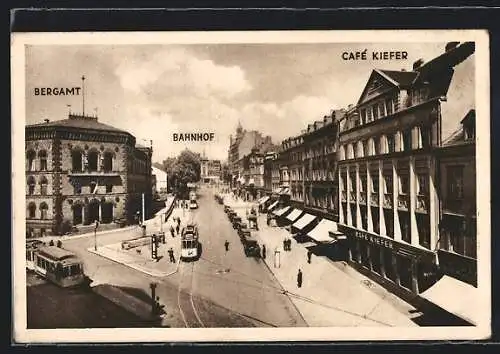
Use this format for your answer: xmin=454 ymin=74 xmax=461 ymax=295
xmin=180 ymin=223 xmax=200 ymax=260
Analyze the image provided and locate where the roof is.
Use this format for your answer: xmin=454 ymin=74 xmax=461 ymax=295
xmin=38 ymin=246 xmax=77 ymax=261
xmin=27 ymin=114 xmax=129 ymax=134
xmin=378 ymin=70 xmax=419 ymax=87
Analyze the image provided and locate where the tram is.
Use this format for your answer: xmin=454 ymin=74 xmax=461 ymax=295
xmin=180 ymin=223 xmax=200 ymax=261
xmin=26 ymin=242 xmax=86 ymax=288
xmin=189 ymin=190 xmax=198 ymax=209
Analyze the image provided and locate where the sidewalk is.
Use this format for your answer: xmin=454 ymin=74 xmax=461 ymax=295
xmin=229 ymin=201 xmax=418 ymax=327
xmin=88 ymin=206 xmax=191 ymax=279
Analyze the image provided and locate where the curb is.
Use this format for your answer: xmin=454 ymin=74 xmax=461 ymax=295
xmin=87 ymin=247 xmax=173 ymax=278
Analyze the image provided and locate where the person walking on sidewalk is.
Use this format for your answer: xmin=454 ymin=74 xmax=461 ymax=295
xmin=283 ymin=238 xmax=287 ymax=251
xmin=262 ymin=244 xmax=266 ymax=259
xmin=297 ymin=269 xmax=303 ymax=288
xmin=307 ymin=250 xmax=312 ymax=264
xmin=168 ymin=247 xmax=176 ymax=263
xmin=224 ymin=240 xmax=230 ymax=252
xmin=169 ymin=225 xmax=175 ymax=238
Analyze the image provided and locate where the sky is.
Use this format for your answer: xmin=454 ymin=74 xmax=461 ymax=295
xmin=25 ymin=42 xmax=473 ymax=164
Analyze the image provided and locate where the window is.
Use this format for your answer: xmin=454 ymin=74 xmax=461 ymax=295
xmin=40 ymin=176 xmax=48 ymax=196
xmin=90 ymin=181 xmax=98 ymax=194
xmin=399 ymin=211 xmax=411 ymax=243
xmin=360 ymin=109 xmax=367 ymax=124
xmin=384 ymin=175 xmax=393 ymax=193
xmin=40 ymin=202 xmax=48 ymax=220
xmin=399 ymin=175 xmax=409 ymax=194
xmin=402 ymin=129 xmax=412 ymax=151
xmin=87 ymin=150 xmax=99 ymax=171
xmin=464 ymin=122 xmax=475 ymax=141
xmin=374 ymin=137 xmax=381 ymax=155
xmin=379 ymin=103 xmax=385 ymax=118
xmin=419 ymin=125 xmax=431 ymax=148
xmin=447 ymin=166 xmax=464 ymax=200
xmin=106 ymin=184 xmax=113 ymax=193
xmin=385 ymin=98 xmax=393 ymax=115
xmin=27 ymin=150 xmax=36 ymax=171
xmin=363 ymin=139 xmax=370 ymax=157
xmin=417 ymin=174 xmax=428 ymax=195
xmin=371 ymin=174 xmax=379 ymax=193
xmin=28 ymin=202 xmax=36 ymax=218
xmin=27 ymin=176 xmax=35 ymax=195
xmin=38 ymin=150 xmax=48 ymax=171
xmin=387 ymin=135 xmax=395 ymax=153
xmin=72 ymin=149 xmax=83 ymax=172
xmin=371 ymin=105 xmax=378 ymax=120
xmin=74 ymin=181 xmax=82 ymax=195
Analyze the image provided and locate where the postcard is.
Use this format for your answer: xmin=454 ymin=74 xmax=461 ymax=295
xmin=11 ymin=29 xmax=491 ymax=343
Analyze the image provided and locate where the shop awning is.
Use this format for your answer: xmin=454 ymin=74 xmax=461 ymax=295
xmin=280 ymin=187 xmax=290 ymax=194
xmin=258 ymin=196 xmax=270 ymax=205
xmin=267 ymin=200 xmax=279 ymax=211
xmin=307 ymin=219 xmax=339 ymax=243
xmin=273 ymin=206 xmax=290 ymax=216
xmin=419 ymin=275 xmax=479 ymax=325
xmin=286 ymin=208 xmax=303 ymax=221
xmin=292 ymin=213 xmax=316 ymax=230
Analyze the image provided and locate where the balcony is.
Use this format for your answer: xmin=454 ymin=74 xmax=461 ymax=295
xmin=383 ymin=193 xmax=393 ymax=208
xmin=371 ymin=192 xmax=379 ymax=206
xmin=397 ymin=194 xmax=409 ymax=210
xmin=359 ymin=192 xmax=366 ymax=204
xmin=416 ymin=195 xmax=429 ymax=213
xmin=69 ymin=169 xmax=120 ymax=177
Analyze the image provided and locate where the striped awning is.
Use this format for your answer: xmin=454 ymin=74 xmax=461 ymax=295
xmin=307 ymin=219 xmax=338 ymax=243
xmin=258 ymin=196 xmax=270 ymax=205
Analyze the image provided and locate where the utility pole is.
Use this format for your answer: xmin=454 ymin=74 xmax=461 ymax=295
xmin=142 ymin=192 xmax=145 ymax=224
xmin=81 ymin=75 xmax=86 ymax=115
xmin=94 ymin=220 xmax=99 ymax=251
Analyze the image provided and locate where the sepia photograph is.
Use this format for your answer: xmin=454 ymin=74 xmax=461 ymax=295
xmin=11 ymin=30 xmax=491 ymax=343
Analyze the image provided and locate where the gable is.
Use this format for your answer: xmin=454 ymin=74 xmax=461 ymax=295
xmin=357 ymin=70 xmax=398 ymax=105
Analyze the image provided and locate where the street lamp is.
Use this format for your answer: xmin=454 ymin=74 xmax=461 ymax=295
xmin=94 ymin=220 xmax=99 ymax=251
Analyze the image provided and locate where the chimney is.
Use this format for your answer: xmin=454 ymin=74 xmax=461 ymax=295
xmin=445 ymin=41 xmax=460 ymax=52
xmin=44 ymin=119 xmax=50 ymax=123
xmin=413 ymin=58 xmax=425 ymax=70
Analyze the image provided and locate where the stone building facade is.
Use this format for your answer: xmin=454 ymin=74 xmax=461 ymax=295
xmin=26 ymin=114 xmax=152 ymax=237
xmin=336 ymin=41 xmax=475 ymax=297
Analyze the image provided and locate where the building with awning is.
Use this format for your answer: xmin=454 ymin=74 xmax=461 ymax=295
xmin=286 ymin=208 xmax=303 ymax=222
xmin=307 ymin=219 xmax=341 ymax=244
xmin=292 ymin=213 xmax=316 ymax=231
xmin=419 ymin=275 xmax=480 ymax=325
xmin=272 ymin=206 xmax=290 ymax=217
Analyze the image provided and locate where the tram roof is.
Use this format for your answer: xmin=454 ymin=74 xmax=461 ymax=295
xmin=37 ymin=246 xmax=79 ymax=262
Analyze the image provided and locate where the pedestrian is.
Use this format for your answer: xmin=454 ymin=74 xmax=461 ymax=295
xmin=170 ymin=225 xmax=175 ymax=238
xmin=283 ymin=238 xmax=287 ymax=251
xmin=287 ymin=238 xmax=292 ymax=251
xmin=168 ymin=247 xmax=176 ymax=263
xmin=297 ymin=269 xmax=303 ymax=288
xmin=177 ymin=217 xmax=181 ymax=226
xmin=307 ymin=250 xmax=312 ymax=264
xmin=56 ymin=240 xmax=62 ymax=248
xmin=262 ymin=244 xmax=266 ymax=259
xmin=175 ymin=223 xmax=180 ymax=235
xmin=224 ymin=240 xmax=230 ymax=252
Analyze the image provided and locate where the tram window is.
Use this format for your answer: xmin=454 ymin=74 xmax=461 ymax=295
xmin=37 ymin=257 xmax=41 ymax=267
xmin=70 ymin=264 xmax=81 ymax=276
xmin=63 ymin=267 xmax=70 ymax=277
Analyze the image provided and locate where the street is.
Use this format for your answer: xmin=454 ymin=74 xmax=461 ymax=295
xmin=50 ymin=187 xmax=305 ymax=328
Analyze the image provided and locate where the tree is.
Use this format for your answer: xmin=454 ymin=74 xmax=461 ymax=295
xmin=162 ymin=149 xmax=201 ymax=197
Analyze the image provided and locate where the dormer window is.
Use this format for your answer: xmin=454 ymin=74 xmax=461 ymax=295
xmin=464 ymin=122 xmax=475 ymax=141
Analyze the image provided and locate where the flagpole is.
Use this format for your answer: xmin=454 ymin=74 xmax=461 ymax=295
xmin=81 ymin=75 xmax=86 ymax=115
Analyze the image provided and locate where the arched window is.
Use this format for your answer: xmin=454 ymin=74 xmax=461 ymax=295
xmin=39 ymin=175 xmax=48 ymax=195
xmin=103 ymin=152 xmax=114 ymax=172
xmin=39 ymin=202 xmax=48 ymax=220
xmin=27 ymin=176 xmax=36 ymax=195
xmin=71 ymin=149 xmax=83 ymax=172
xmin=26 ymin=150 xmax=36 ymax=171
xmin=87 ymin=150 xmax=99 ymax=172
xmin=28 ymin=202 xmax=36 ymax=219
xmin=38 ymin=150 xmax=48 ymax=171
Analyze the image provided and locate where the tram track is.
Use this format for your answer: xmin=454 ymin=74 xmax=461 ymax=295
xmin=177 ymin=261 xmax=205 ymax=328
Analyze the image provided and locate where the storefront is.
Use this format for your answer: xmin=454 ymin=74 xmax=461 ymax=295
xmin=340 ymin=225 xmax=438 ymax=296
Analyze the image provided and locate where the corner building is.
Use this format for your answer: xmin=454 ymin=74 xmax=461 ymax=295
xmin=26 ymin=114 xmax=152 ymax=237
xmin=337 ymin=42 xmax=475 ymax=298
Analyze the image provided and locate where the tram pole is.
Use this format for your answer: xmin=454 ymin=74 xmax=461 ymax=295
xmin=94 ymin=220 xmax=99 ymax=251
